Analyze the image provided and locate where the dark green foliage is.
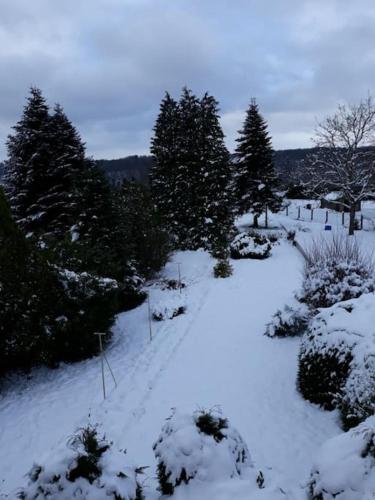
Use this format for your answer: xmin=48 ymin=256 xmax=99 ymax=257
xmin=117 ymin=180 xmax=170 ymax=279
xmin=0 ymin=187 xmax=61 ymax=374
xmin=256 ymin=471 xmax=265 ymax=489
xmin=233 ymin=99 xmax=282 ymax=221
xmin=156 ymin=462 xmax=192 ymax=496
xmin=297 ymin=348 xmax=353 ymax=410
xmin=4 ymin=87 xmax=51 ymax=234
xmin=0 ymin=187 xmax=117 ymax=374
xmin=213 ymin=259 xmax=233 ymax=278
xmin=195 ymin=412 xmax=228 ymax=442
xmin=67 ymin=426 xmax=109 ymax=483
xmin=150 ymin=88 xmax=234 ymax=255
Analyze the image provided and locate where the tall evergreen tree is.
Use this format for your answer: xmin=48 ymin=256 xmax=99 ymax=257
xmin=40 ymin=104 xmax=86 ymax=242
xmin=233 ymin=99 xmax=281 ymax=226
xmin=4 ymin=87 xmax=51 ymax=235
xmin=197 ymin=93 xmax=234 ymax=256
xmin=151 ymin=88 xmax=234 ymax=253
xmin=150 ymin=92 xmax=180 ymax=230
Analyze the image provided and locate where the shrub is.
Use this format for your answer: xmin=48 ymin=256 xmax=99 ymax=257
xmin=265 ymin=303 xmax=310 ymax=338
xmin=230 ymin=232 xmax=272 ymax=260
xmin=158 ymin=279 xmax=186 ymax=291
xmin=298 ymin=294 xmax=375 ymax=427
xmin=213 ymin=259 xmax=233 ymax=278
xmin=153 ymin=409 xmax=252 ymax=495
xmin=17 ymin=425 xmax=145 ymax=499
xmin=152 ymin=293 xmax=186 ymax=321
xmin=299 ymin=234 xmax=375 ymax=309
xmin=308 ymin=416 xmax=375 ymax=500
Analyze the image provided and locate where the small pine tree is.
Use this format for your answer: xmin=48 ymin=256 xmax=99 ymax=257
xmin=233 ymin=99 xmax=281 ymax=226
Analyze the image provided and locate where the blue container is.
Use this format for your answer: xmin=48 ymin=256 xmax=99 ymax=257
xmin=324 ymin=225 xmax=332 ymax=231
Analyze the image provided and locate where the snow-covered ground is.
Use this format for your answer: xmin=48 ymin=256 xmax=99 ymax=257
xmin=1 ymin=203 xmax=375 ymax=498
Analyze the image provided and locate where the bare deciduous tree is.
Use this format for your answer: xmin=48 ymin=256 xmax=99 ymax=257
xmin=306 ymin=95 xmax=375 ymax=235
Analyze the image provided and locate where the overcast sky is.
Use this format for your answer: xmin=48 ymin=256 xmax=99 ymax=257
xmin=1 ymin=0 xmax=375 ymax=160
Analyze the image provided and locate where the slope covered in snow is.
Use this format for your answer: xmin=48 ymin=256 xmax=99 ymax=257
xmin=0 ymin=211 xmax=349 ymax=498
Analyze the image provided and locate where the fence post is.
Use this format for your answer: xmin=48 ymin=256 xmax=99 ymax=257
xmin=325 ymin=210 xmax=328 ymax=224
xmin=286 ymin=205 xmax=289 ymax=216
xmin=297 ymin=206 xmax=300 ymax=220
xmin=342 ymin=211 xmax=345 ymax=226
xmin=361 ymin=214 xmax=364 ymax=230
xmin=310 ymin=208 xmax=313 ymax=221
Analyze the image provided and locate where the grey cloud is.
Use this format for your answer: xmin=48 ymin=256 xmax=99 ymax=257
xmin=1 ymin=0 xmax=375 ymax=159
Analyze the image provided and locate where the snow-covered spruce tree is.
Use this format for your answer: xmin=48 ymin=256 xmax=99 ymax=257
xmin=4 ymin=87 xmax=51 ymax=236
xmin=196 ymin=93 xmax=234 ymax=257
xmin=233 ymin=98 xmax=281 ymax=227
xmin=150 ymin=92 xmax=180 ymax=233
xmin=38 ymin=104 xmax=86 ymax=245
xmin=151 ymin=88 xmax=234 ymax=255
xmin=305 ymin=95 xmax=375 ymax=235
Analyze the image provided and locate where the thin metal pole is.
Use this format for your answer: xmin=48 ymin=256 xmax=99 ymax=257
xmin=311 ymin=208 xmax=313 ymax=221
xmin=325 ymin=210 xmax=328 ymax=224
xmin=103 ymin=352 xmax=117 ymax=387
xmin=177 ymin=263 xmax=182 ymax=294
xmin=147 ymin=294 xmax=153 ymax=342
xmin=98 ymin=334 xmax=106 ymax=400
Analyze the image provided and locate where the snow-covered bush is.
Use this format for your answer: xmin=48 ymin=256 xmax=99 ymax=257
xmin=152 ymin=293 xmax=186 ymax=321
xmin=298 ymin=294 xmax=375 ymax=428
xmin=265 ymin=303 xmax=310 ymax=338
xmin=230 ymin=232 xmax=272 ymax=260
xmin=213 ymin=259 xmax=233 ymax=278
xmin=17 ymin=425 xmax=145 ymax=499
xmin=308 ymin=416 xmax=375 ymax=500
xmin=299 ymin=234 xmax=375 ymax=309
xmin=153 ymin=409 xmax=252 ymax=495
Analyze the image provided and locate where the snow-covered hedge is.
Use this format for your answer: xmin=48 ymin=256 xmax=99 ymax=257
xmin=152 ymin=293 xmax=186 ymax=321
xmin=153 ymin=409 xmax=253 ymax=495
xmin=299 ymin=235 xmax=375 ymax=309
xmin=265 ymin=303 xmax=310 ymax=338
xmin=230 ymin=232 xmax=272 ymax=260
xmin=308 ymin=416 xmax=375 ymax=500
xmin=298 ymin=294 xmax=375 ymax=429
xmin=16 ymin=426 xmax=145 ymax=499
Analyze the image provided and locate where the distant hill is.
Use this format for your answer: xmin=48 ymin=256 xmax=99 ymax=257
xmin=97 ymin=149 xmax=316 ymax=188
xmin=96 ymin=155 xmax=153 ymax=187
xmin=0 ymin=149 xmax=319 ymax=189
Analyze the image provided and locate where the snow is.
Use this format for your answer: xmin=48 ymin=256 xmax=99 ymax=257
xmin=309 ymin=416 xmax=375 ymax=500
xmin=6 ymin=204 xmax=375 ymax=498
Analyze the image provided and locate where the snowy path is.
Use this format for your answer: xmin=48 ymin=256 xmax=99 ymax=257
xmin=0 ymin=240 xmax=341 ymax=498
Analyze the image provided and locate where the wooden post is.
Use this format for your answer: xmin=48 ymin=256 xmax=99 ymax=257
xmin=147 ymin=293 xmax=153 ymax=342
xmin=265 ymin=205 xmax=268 ymax=228
xmin=94 ymin=332 xmax=106 ymax=400
xmin=342 ymin=211 xmax=345 ymax=226
xmin=310 ymin=208 xmax=313 ymax=221
xmin=286 ymin=205 xmax=289 ymax=216
xmin=297 ymin=206 xmax=300 ymax=220
xmin=361 ymin=214 xmax=364 ymax=230
xmin=325 ymin=210 xmax=328 ymax=224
